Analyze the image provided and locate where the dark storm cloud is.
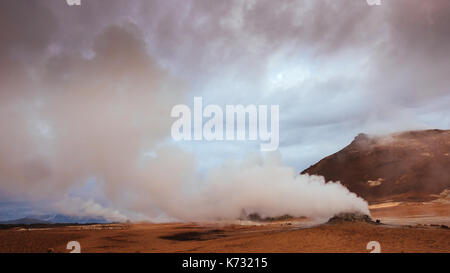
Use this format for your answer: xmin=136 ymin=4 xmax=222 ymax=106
xmin=4 ymin=0 xmax=446 ymax=108
xmin=1 ymin=0 xmax=449 ymax=159
xmin=0 ymin=0 xmax=56 ymax=54
xmin=156 ymin=0 xmax=449 ymax=106
xmin=371 ymin=0 xmax=450 ymax=105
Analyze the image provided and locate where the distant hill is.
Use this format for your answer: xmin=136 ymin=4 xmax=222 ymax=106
xmin=0 ymin=214 xmax=110 ymax=225
xmin=0 ymin=217 xmax=51 ymax=225
xmin=30 ymin=214 xmax=110 ymax=224
xmin=301 ymin=129 xmax=450 ymax=203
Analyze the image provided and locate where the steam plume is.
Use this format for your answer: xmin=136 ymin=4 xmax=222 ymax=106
xmin=0 ymin=1 xmax=374 ymax=222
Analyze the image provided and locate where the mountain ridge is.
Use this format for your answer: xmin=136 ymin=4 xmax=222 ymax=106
xmin=301 ymin=129 xmax=450 ymax=203
xmin=0 ymin=214 xmax=111 ymax=225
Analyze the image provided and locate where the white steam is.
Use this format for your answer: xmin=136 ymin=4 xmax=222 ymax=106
xmin=142 ymin=152 xmax=370 ymax=221
xmin=0 ymin=23 xmax=369 ymax=222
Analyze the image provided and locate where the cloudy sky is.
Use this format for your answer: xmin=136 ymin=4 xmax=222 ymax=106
xmin=0 ymin=0 xmax=449 ymax=221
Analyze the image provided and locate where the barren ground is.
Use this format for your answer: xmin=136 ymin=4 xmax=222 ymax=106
xmin=0 ymin=202 xmax=448 ymax=253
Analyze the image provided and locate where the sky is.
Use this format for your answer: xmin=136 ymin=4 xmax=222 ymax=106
xmin=0 ymin=0 xmax=449 ymax=221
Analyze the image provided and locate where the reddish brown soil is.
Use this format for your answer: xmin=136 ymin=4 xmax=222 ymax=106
xmin=1 ymin=202 xmax=448 ymax=253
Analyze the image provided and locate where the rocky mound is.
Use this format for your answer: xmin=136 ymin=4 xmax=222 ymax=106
xmin=302 ymin=129 xmax=450 ymax=203
xmin=239 ymin=210 xmax=294 ymax=222
xmin=326 ymin=213 xmax=373 ymax=224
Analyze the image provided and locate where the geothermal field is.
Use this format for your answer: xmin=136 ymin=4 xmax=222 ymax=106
xmin=1 ymin=130 xmax=449 ymax=253
xmin=0 ymin=201 xmax=449 ymax=253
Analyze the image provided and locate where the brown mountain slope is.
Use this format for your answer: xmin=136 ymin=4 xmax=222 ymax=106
xmin=301 ymin=129 xmax=450 ymax=203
